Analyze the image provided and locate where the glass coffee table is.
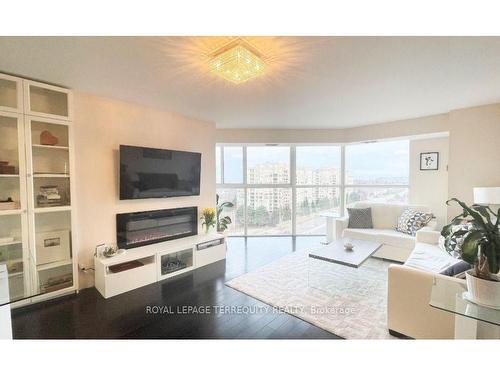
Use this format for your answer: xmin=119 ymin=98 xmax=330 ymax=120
xmin=308 ymin=238 xmax=382 ymax=293
xmin=429 ymin=276 xmax=500 ymax=339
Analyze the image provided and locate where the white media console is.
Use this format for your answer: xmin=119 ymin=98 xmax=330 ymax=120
xmin=94 ymin=233 xmax=226 ymax=298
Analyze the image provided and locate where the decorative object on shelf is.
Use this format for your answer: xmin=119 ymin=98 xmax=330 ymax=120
xmin=161 ymin=258 xmax=187 ymax=274
xmin=40 ymin=130 xmax=59 ymax=146
xmin=35 ymin=230 xmax=71 ymax=265
xmin=216 ymin=194 xmax=234 ymax=233
xmin=420 ymin=152 xmax=439 ymax=170
xmin=36 ymin=185 xmax=64 ymax=207
xmin=42 ymin=273 xmax=72 ymax=293
xmin=96 ymin=244 xmax=122 ymax=258
xmin=0 ymin=197 xmax=20 ymax=210
xmin=344 ymin=242 xmax=354 ymax=251
xmin=442 ymin=198 xmax=500 ymax=308
xmin=200 ymin=207 xmax=216 ymax=234
xmin=0 ymin=161 xmax=16 ymax=175
xmin=108 ymin=260 xmax=143 ymax=273
xmin=7 ymin=260 xmax=23 ymax=274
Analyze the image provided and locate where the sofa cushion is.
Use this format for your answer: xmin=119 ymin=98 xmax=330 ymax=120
xmin=396 ymin=208 xmax=433 ymax=236
xmin=439 ymin=260 xmax=471 ymax=277
xmin=343 ymin=228 xmax=415 ymax=250
xmin=347 ymin=207 xmax=373 ymax=229
xmin=404 ymin=242 xmax=461 ymax=273
xmin=350 ymin=202 xmax=430 ymax=230
xmin=440 ymin=222 xmax=475 ymax=258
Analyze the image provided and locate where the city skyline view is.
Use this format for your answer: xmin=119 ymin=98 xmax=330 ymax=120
xmin=216 ymin=140 xmax=410 ymax=235
xmin=218 ymin=140 xmax=409 ymax=185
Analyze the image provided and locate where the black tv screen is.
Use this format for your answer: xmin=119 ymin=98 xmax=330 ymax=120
xmin=120 ymin=145 xmax=201 ymax=200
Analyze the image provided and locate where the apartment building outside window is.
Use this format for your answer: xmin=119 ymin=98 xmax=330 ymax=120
xmin=216 ymin=140 xmax=409 ymax=236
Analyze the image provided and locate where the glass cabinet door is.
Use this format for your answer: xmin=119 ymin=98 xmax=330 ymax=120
xmin=0 ymin=74 xmax=23 ymax=114
xmin=24 ymin=80 xmax=72 ymax=121
xmin=25 ymin=116 xmax=74 ymax=295
xmin=33 ymin=211 xmax=73 ymax=294
xmin=0 ymin=112 xmax=31 ymax=303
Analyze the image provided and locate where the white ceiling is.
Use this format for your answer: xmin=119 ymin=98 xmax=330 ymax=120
xmin=1 ymin=36 xmax=500 ymax=129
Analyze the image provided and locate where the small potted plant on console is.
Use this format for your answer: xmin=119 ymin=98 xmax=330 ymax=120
xmin=442 ymin=198 xmax=500 ymax=308
xmin=200 ymin=207 xmax=216 ymax=234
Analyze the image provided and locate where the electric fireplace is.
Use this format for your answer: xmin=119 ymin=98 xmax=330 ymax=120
xmin=116 ymin=207 xmax=198 ymax=249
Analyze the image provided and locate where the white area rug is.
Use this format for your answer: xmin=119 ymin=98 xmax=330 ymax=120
xmin=226 ymin=251 xmax=396 ymax=339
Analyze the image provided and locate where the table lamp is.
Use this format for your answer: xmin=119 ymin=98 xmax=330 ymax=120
xmin=473 ymin=187 xmax=500 ymax=212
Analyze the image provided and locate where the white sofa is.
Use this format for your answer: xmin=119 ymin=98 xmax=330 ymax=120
xmin=331 ymin=201 xmax=438 ymax=262
xmin=387 ymin=230 xmax=464 ymax=339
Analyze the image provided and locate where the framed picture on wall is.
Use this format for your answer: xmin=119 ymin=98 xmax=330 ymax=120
xmin=420 ymin=152 xmax=439 ymax=170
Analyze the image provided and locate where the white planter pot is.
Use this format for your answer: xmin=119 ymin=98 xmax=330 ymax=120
xmin=465 ymin=270 xmax=500 ymax=308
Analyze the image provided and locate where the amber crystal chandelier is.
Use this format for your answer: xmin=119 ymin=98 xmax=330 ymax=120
xmin=208 ymin=38 xmax=266 ymax=84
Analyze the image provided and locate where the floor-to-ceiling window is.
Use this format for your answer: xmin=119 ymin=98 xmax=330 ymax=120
xmin=216 ymin=140 xmax=409 ymax=236
xmin=344 ymin=139 xmax=409 ymax=205
xmin=295 ymin=146 xmax=341 ymax=235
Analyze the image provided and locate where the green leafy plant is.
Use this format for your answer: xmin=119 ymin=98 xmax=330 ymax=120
xmin=442 ymin=198 xmax=500 ymax=280
xmin=216 ymin=194 xmax=234 ymax=232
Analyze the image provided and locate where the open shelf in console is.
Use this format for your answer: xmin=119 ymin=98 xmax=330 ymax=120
xmin=158 ymin=248 xmax=193 ymax=280
xmin=95 ymin=252 xmax=157 ymax=298
xmin=106 ymin=255 xmax=155 ymax=275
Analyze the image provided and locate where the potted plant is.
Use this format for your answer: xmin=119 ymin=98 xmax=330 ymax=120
xmin=200 ymin=208 xmax=216 ymax=234
xmin=442 ymin=198 xmax=500 ymax=307
xmin=216 ymin=194 xmax=234 ymax=234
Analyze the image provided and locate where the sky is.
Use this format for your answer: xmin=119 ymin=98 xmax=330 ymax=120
xmin=217 ymin=140 xmax=409 ymax=183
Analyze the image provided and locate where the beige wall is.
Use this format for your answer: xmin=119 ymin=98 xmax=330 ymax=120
xmin=447 ymin=103 xmax=500 ymax=218
xmin=410 ymin=136 xmax=449 ymax=228
xmin=73 ymin=92 xmax=216 ymax=289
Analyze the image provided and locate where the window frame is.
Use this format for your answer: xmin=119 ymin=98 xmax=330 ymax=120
xmin=216 ymin=143 xmax=409 ymax=237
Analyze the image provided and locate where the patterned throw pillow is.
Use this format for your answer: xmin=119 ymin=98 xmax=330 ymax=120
xmin=347 ymin=207 xmax=373 ymax=229
xmin=441 ymin=222 xmax=475 ymax=258
xmin=396 ymin=208 xmax=433 ymax=236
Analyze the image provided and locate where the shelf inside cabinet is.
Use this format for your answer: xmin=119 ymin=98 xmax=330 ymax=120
xmin=32 ymin=144 xmax=69 ymax=151
xmin=0 ymin=209 xmax=21 ymax=216
xmin=8 ymin=271 xmax=23 ymax=278
xmin=37 ymin=259 xmax=72 ymax=271
xmin=0 ymin=174 xmax=19 ymax=178
xmin=34 ymin=206 xmax=71 ymax=214
xmin=33 ymin=173 xmax=69 ymax=178
xmin=0 ymin=239 xmax=21 ymax=247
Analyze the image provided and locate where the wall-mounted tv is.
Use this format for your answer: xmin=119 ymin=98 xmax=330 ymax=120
xmin=120 ymin=145 xmax=201 ymax=200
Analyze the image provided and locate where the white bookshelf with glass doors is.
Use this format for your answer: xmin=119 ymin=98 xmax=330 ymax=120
xmin=0 ymin=72 xmax=77 ymax=307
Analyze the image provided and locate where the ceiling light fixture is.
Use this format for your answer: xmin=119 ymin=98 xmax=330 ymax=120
xmin=209 ymin=38 xmax=266 ymax=84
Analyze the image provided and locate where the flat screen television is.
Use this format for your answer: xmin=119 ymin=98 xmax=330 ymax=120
xmin=120 ymin=145 xmax=201 ymax=200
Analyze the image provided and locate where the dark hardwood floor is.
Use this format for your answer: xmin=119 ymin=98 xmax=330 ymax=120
xmin=11 ymin=236 xmax=340 ymax=339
